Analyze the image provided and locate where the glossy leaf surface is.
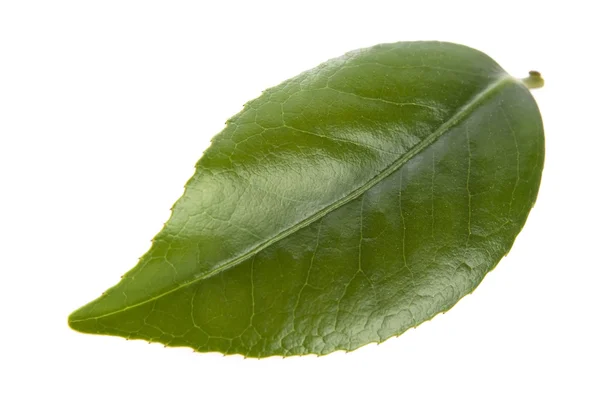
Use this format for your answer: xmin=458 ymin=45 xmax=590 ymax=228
xmin=69 ymin=41 xmax=544 ymax=357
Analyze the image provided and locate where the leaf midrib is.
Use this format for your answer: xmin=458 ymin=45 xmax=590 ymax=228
xmin=71 ymin=74 xmax=515 ymax=323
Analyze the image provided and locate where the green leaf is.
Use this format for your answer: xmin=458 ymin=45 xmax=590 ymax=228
xmin=69 ymin=41 xmax=544 ymax=357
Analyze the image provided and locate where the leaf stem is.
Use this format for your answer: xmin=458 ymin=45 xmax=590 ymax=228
xmin=521 ymin=71 xmax=544 ymax=89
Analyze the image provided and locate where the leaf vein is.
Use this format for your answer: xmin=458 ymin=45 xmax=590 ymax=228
xmin=69 ymin=75 xmax=515 ymax=323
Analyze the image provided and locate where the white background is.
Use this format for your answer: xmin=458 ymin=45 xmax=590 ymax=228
xmin=1 ymin=1 xmax=598 ymax=397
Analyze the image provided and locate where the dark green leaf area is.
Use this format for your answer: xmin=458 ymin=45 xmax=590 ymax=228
xmin=69 ymin=42 xmax=544 ymax=357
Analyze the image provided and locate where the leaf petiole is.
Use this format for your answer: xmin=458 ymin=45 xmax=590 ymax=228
xmin=521 ymin=70 xmax=544 ymax=89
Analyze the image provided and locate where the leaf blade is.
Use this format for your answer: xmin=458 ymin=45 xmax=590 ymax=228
xmin=69 ymin=41 xmax=544 ymax=357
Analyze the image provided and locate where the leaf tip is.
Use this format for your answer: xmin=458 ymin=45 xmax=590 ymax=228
xmin=67 ymin=307 xmax=90 ymax=334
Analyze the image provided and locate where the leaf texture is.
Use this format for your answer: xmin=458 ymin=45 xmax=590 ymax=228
xmin=69 ymin=41 xmax=544 ymax=357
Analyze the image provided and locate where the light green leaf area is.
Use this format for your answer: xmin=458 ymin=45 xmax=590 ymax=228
xmin=69 ymin=41 xmax=544 ymax=357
